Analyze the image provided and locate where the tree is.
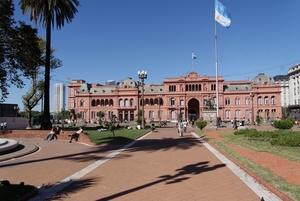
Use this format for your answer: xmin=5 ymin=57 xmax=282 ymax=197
xmin=97 ymin=111 xmax=105 ymax=127
xmin=136 ymin=109 xmax=145 ymax=127
xmin=19 ymin=0 xmax=80 ymax=129
xmin=22 ymin=80 xmax=44 ymax=128
xmin=22 ymin=37 xmax=62 ymax=129
xmin=195 ymin=120 xmax=207 ymax=130
xmin=108 ymin=123 xmax=116 ymax=137
xmin=0 ymin=0 xmax=41 ymax=101
xmin=69 ymin=108 xmax=76 ymax=124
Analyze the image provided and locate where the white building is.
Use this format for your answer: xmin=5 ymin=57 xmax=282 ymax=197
xmin=54 ymin=83 xmax=66 ymax=113
xmin=288 ymin=64 xmax=300 ymax=106
xmin=273 ymin=75 xmax=290 ymax=107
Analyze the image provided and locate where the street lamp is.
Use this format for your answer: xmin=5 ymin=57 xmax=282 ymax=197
xmin=138 ymin=70 xmax=147 ymax=129
xmin=61 ymin=108 xmax=65 ymax=128
xmin=157 ymin=95 xmax=162 ymax=125
xmin=176 ymin=105 xmax=180 ymax=121
xmin=250 ymin=92 xmax=254 ymax=124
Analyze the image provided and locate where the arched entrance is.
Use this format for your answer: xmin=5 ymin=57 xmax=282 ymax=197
xmin=187 ymin=98 xmax=200 ymax=121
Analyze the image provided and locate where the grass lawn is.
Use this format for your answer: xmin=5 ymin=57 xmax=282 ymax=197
xmin=195 ymin=129 xmax=300 ymax=201
xmin=85 ymin=128 xmax=150 ymax=144
xmin=0 ymin=184 xmax=36 ymax=201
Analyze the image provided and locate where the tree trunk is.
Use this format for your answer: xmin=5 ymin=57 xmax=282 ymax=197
xmin=41 ymin=14 xmax=52 ymax=130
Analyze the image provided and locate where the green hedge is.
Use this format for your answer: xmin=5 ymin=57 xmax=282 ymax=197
xmin=195 ymin=120 xmax=207 ymax=130
xmin=234 ymin=129 xmax=300 ymax=146
xmin=273 ymin=119 xmax=294 ymax=129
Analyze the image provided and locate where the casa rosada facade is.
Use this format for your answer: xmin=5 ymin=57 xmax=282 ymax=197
xmin=68 ymin=72 xmax=282 ymax=124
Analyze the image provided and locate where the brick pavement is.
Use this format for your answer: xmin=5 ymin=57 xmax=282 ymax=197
xmin=0 ymin=126 xmax=282 ymax=201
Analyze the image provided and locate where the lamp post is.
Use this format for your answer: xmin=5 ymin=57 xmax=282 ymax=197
xmin=61 ymin=108 xmax=65 ymax=128
xmin=176 ymin=105 xmax=180 ymax=122
xmin=157 ymin=95 xmax=162 ymax=125
xmin=138 ymin=70 xmax=147 ymax=129
xmin=250 ymin=92 xmax=254 ymax=124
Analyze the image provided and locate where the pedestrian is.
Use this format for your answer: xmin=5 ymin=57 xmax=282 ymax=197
xmin=0 ymin=122 xmax=3 ymax=130
xmin=233 ymin=118 xmax=238 ymax=130
xmin=44 ymin=126 xmax=58 ymax=140
xmin=178 ymin=119 xmax=183 ymax=137
xmin=69 ymin=126 xmax=83 ymax=143
xmin=183 ymin=120 xmax=187 ymax=132
xmin=3 ymin=121 xmax=7 ymax=130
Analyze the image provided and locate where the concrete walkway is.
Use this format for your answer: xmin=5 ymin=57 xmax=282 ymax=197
xmin=0 ymin=126 xmax=281 ymax=201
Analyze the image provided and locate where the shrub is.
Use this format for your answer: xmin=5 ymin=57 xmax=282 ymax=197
xmin=270 ymin=133 xmax=300 ymax=147
xmin=273 ymin=119 xmax=294 ymax=129
xmin=195 ymin=120 xmax=207 ymax=130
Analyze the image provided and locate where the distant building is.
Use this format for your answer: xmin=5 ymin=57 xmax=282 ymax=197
xmin=68 ymin=72 xmax=281 ymax=124
xmin=287 ymin=64 xmax=300 ymax=106
xmin=287 ymin=64 xmax=300 ymax=118
xmin=54 ymin=83 xmax=66 ymax=113
xmin=0 ymin=103 xmax=19 ymax=117
xmin=273 ymin=75 xmax=289 ymax=107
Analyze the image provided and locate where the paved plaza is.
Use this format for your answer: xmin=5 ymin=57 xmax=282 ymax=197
xmin=0 ymin=126 xmax=282 ymax=201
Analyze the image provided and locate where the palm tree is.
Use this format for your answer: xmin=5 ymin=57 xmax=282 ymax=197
xmin=19 ymin=0 xmax=80 ymax=129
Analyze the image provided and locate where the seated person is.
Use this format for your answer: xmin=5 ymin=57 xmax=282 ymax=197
xmin=151 ymin=124 xmax=156 ymax=131
xmin=44 ymin=126 xmax=57 ymax=140
xmin=69 ymin=126 xmax=83 ymax=143
xmin=51 ymin=126 xmax=61 ymax=140
xmin=97 ymin=128 xmax=107 ymax=132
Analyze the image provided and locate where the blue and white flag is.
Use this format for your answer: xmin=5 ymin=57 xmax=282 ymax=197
xmin=192 ymin=52 xmax=197 ymax=59
xmin=215 ymin=0 xmax=231 ymax=28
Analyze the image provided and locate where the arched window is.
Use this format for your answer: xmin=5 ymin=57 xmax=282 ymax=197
xmin=235 ymin=110 xmax=241 ymax=118
xmin=91 ymin=99 xmax=96 ymax=106
xmin=80 ymin=100 xmax=85 ymax=107
xmin=150 ymin=98 xmax=154 ymax=106
xmin=119 ymin=99 xmax=123 ymax=107
xmin=271 ymin=96 xmax=275 ymax=104
xmin=225 ymin=98 xmax=230 ymax=105
xmin=257 ymin=97 xmax=262 ymax=105
xmin=170 ymin=97 xmax=175 ymax=106
xmin=124 ymin=99 xmax=129 ymax=106
xmin=225 ymin=110 xmax=230 ymax=119
xmin=264 ymin=96 xmax=269 ymax=105
xmin=130 ymin=99 xmax=134 ymax=107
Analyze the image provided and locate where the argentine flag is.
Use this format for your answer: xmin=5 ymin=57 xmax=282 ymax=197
xmin=215 ymin=0 xmax=231 ymax=28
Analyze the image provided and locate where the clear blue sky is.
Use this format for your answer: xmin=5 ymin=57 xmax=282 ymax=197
xmin=5 ymin=0 xmax=300 ymax=111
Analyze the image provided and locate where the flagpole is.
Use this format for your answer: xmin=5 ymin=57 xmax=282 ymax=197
xmin=214 ymin=0 xmax=219 ymax=127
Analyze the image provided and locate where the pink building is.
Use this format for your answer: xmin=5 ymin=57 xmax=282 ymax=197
xmin=68 ymin=72 xmax=281 ymax=124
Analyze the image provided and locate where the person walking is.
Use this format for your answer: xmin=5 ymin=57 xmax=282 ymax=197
xmin=178 ymin=119 xmax=183 ymax=137
xmin=233 ymin=118 xmax=238 ymax=130
xmin=183 ymin=120 xmax=187 ymax=132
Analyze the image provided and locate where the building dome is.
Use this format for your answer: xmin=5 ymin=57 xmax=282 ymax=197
xmin=252 ymin=73 xmax=275 ymax=85
xmin=118 ymin=77 xmax=137 ymax=88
